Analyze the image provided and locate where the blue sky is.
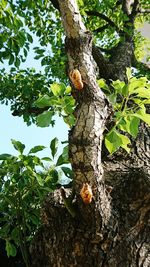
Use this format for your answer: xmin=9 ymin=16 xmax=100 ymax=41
xmin=0 ymin=104 xmax=68 ymax=156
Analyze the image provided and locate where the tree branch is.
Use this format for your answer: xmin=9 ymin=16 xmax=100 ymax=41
xmin=130 ymin=0 xmax=139 ymax=17
xmin=132 ymin=59 xmax=150 ymax=78
xmin=49 ymin=0 xmax=60 ymax=11
xmin=94 ymin=23 xmax=110 ymax=34
xmin=86 ymin=10 xmax=124 ymax=35
xmin=138 ymin=10 xmax=150 ymax=14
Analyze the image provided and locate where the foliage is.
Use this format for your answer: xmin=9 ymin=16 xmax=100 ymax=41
xmin=0 ymin=138 xmax=73 ymax=266
xmin=0 ymin=68 xmax=50 ymax=125
xmin=0 ymin=0 xmax=149 ymax=124
xmin=98 ymin=68 xmax=150 ymax=154
xmin=35 ymin=82 xmax=76 ymax=127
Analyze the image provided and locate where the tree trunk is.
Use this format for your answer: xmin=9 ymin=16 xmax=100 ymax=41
xmin=30 ymin=1 xmax=150 ymax=266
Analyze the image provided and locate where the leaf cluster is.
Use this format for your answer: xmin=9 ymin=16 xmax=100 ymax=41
xmin=34 ymin=82 xmax=76 ymax=128
xmin=0 ymin=68 xmax=50 ymax=125
xmin=98 ymin=68 xmax=150 ymax=154
xmin=0 ymin=138 xmax=73 ymax=263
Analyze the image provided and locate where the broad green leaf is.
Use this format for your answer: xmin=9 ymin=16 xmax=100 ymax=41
xmin=122 ymin=84 xmax=128 ymax=96
xmin=50 ymin=137 xmax=58 ymax=158
xmin=120 ymin=134 xmax=131 ymax=153
xmin=61 ymin=167 xmax=73 ymax=179
xmin=118 ymin=116 xmax=140 ymax=138
xmin=133 ymin=87 xmax=150 ymax=99
xmin=1 ymin=0 xmax=7 ymax=9
xmin=128 ymin=77 xmax=147 ymax=94
xmin=0 ymin=154 xmax=13 ymax=160
xmin=51 ymin=83 xmax=66 ymax=96
xmin=97 ymin=79 xmax=110 ymax=92
xmin=112 ymin=80 xmax=126 ymax=94
xmin=14 ymin=57 xmax=20 ymax=68
xmin=34 ymin=95 xmax=52 ymax=108
xmin=11 ymin=139 xmax=25 ymax=154
xmin=105 ymin=130 xmax=130 ymax=154
xmin=9 ymin=54 xmax=14 ymax=65
xmin=27 ymin=33 xmax=33 ymax=43
xmin=50 ymin=169 xmax=59 ymax=183
xmin=29 ymin=145 xmax=46 ymax=154
xmin=6 ymin=241 xmax=17 ymax=257
xmin=11 ymin=228 xmax=19 ymax=244
xmin=30 ymin=215 xmax=39 ymax=225
xmin=36 ymin=173 xmax=44 ymax=186
xmin=65 ymin=86 xmax=72 ymax=94
xmin=132 ymin=112 xmax=150 ymax=126
xmin=56 ymin=146 xmax=69 ymax=166
xmin=127 ymin=116 xmax=140 ymax=138
xmin=37 ymin=111 xmax=53 ymax=127
xmin=108 ymin=94 xmax=117 ymax=105
xmin=105 ymin=130 xmax=123 ymax=154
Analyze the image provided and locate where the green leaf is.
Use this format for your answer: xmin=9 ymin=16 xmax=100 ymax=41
xmin=128 ymin=77 xmax=147 ymax=94
xmin=133 ymin=112 xmax=150 ymax=126
xmin=30 ymin=215 xmax=39 ymax=225
xmin=9 ymin=54 xmax=14 ymax=65
xmin=112 ymin=80 xmax=126 ymax=94
xmin=0 ymin=154 xmax=13 ymax=160
xmin=119 ymin=134 xmax=131 ymax=153
xmin=65 ymin=86 xmax=72 ymax=94
xmin=108 ymin=94 xmax=117 ymax=105
xmin=118 ymin=116 xmax=140 ymax=138
xmin=34 ymin=95 xmax=52 ymax=108
xmin=11 ymin=139 xmax=25 ymax=154
xmin=1 ymin=0 xmax=7 ymax=9
xmin=117 ymin=114 xmax=140 ymax=138
xmin=14 ymin=57 xmax=20 ymax=68
xmin=36 ymin=173 xmax=44 ymax=186
xmin=61 ymin=167 xmax=73 ymax=179
xmin=37 ymin=111 xmax=53 ymax=127
xmin=11 ymin=228 xmax=19 ymax=244
xmin=6 ymin=241 xmax=17 ymax=257
xmin=50 ymin=169 xmax=59 ymax=183
xmin=105 ymin=130 xmax=130 ymax=154
xmin=42 ymin=157 xmax=52 ymax=161
xmin=28 ymin=145 xmax=46 ymax=154
xmin=133 ymin=87 xmax=150 ymax=99
xmin=50 ymin=137 xmax=58 ymax=158
xmin=128 ymin=117 xmax=140 ymax=138
xmin=27 ymin=33 xmax=33 ymax=43
xmin=105 ymin=130 xmax=122 ymax=154
xmin=51 ymin=83 xmax=66 ymax=96
xmin=97 ymin=79 xmax=110 ymax=92
xmin=56 ymin=146 xmax=69 ymax=166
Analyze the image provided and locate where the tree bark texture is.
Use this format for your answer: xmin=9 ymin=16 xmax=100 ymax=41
xmin=31 ymin=1 xmax=150 ymax=266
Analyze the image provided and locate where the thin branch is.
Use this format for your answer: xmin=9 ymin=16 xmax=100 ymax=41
xmin=49 ymin=0 xmax=60 ymax=11
xmin=129 ymin=0 xmax=139 ymax=21
xmin=86 ymin=10 xmax=124 ymax=35
xmin=97 ymin=47 xmax=113 ymax=54
xmin=122 ymin=0 xmax=139 ymax=17
xmin=138 ymin=10 xmax=150 ymax=14
xmin=132 ymin=59 xmax=150 ymax=73
xmin=94 ymin=24 xmax=109 ymax=33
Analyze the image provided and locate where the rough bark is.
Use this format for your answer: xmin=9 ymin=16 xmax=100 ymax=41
xmin=31 ymin=1 xmax=150 ymax=266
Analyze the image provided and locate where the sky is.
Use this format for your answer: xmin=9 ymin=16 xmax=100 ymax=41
xmin=0 ymin=23 xmax=150 ymax=157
